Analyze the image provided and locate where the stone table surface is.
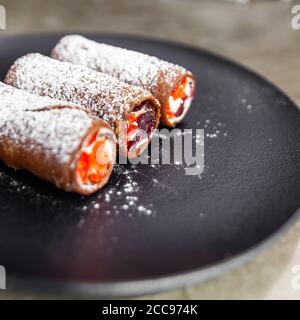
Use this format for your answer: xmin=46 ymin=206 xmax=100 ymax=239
xmin=0 ymin=0 xmax=300 ymax=299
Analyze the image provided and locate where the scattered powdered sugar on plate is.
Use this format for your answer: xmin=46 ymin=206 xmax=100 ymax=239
xmin=241 ymin=97 xmax=253 ymax=113
xmin=0 ymin=166 xmax=67 ymax=213
xmin=81 ymin=165 xmax=155 ymax=218
xmin=203 ymin=118 xmax=227 ymax=139
xmin=0 ymin=161 xmax=155 ymax=224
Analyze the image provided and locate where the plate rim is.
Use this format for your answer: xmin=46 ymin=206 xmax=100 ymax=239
xmin=7 ymin=208 xmax=300 ymax=298
xmin=1 ymin=32 xmax=300 ymax=298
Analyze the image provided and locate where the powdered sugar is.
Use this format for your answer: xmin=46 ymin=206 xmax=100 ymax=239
xmin=52 ymin=35 xmax=187 ymax=98
xmin=84 ymin=165 xmax=155 ymax=218
xmin=0 ymin=82 xmax=94 ymax=166
xmin=5 ymin=53 xmax=155 ymax=130
xmin=0 ymin=82 xmax=118 ymax=193
xmin=203 ymin=118 xmax=227 ymax=139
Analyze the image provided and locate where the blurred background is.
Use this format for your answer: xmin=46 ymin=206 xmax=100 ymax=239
xmin=1 ymin=0 xmax=299 ymax=103
xmin=0 ymin=0 xmax=300 ymax=299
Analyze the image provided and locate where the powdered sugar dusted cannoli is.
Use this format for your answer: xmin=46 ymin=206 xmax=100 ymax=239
xmin=52 ymin=35 xmax=196 ymax=127
xmin=5 ymin=53 xmax=161 ymax=158
xmin=0 ymin=83 xmax=116 ymax=195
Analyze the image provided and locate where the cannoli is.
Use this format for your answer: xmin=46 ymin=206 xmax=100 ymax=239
xmin=51 ymin=35 xmax=196 ymax=127
xmin=0 ymin=83 xmax=116 ymax=195
xmin=5 ymin=53 xmax=161 ymax=158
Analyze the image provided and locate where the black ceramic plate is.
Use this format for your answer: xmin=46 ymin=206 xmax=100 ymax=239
xmin=0 ymin=33 xmax=299 ymax=298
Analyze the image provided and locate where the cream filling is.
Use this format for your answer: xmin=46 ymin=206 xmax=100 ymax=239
xmin=127 ymin=105 xmax=155 ymax=157
xmin=76 ymin=127 xmax=115 ymax=192
xmin=168 ymin=77 xmax=195 ymax=125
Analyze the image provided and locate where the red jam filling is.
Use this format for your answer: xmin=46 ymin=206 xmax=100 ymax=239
xmin=166 ymin=75 xmax=195 ymax=121
xmin=126 ymin=102 xmax=156 ymax=151
xmin=77 ymin=132 xmax=111 ymax=185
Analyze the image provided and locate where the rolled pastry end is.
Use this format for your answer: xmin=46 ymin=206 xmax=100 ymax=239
xmin=164 ymin=74 xmax=196 ymax=127
xmin=119 ymin=99 xmax=160 ymax=159
xmin=73 ymin=126 xmax=116 ymax=195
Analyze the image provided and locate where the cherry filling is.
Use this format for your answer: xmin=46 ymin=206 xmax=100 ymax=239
xmin=166 ymin=75 xmax=195 ymax=123
xmin=76 ymin=131 xmax=112 ymax=185
xmin=126 ymin=102 xmax=156 ymax=152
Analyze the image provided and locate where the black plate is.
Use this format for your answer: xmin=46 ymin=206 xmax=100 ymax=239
xmin=0 ymin=33 xmax=300 ymax=298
